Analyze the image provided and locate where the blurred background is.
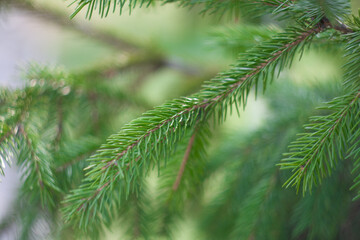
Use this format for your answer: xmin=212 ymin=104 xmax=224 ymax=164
xmin=0 ymin=0 xmax=360 ymax=239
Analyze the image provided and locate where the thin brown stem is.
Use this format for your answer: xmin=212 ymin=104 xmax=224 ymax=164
xmin=172 ymin=132 xmax=196 ymax=191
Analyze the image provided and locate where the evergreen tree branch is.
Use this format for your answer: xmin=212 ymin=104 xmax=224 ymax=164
xmin=198 ymin=78 xmax=340 ymax=239
xmin=69 ymin=0 xmax=293 ymax=19
xmin=281 ymin=87 xmax=360 ymax=193
xmin=280 ymin=26 xmax=360 ymax=194
xmin=62 ymin=24 xmax=325 ymax=231
xmin=17 ymin=123 xmax=60 ymax=207
xmin=19 ymin=125 xmax=45 ymax=190
xmin=0 ymin=128 xmax=15 ymax=176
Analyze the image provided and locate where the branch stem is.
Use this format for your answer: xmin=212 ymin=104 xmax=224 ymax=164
xmin=172 ymin=132 xmax=196 ymax=191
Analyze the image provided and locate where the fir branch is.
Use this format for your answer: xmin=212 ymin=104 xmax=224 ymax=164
xmin=199 ymin=79 xmax=341 ymax=240
xmin=69 ymin=0 xmax=293 ymax=19
xmin=103 ymin=26 xmax=321 ymax=172
xmin=62 ymin=25 xmax=324 ymax=231
xmin=19 ymin=125 xmax=44 ymax=189
xmin=0 ymin=128 xmax=15 ymax=176
xmin=17 ymin=124 xmax=60 ymax=207
xmin=280 ymin=28 xmax=360 ymax=194
xmin=248 ymin=0 xmax=294 ymax=10
xmin=208 ymin=25 xmax=279 ymax=56
xmin=281 ymin=90 xmax=360 ymax=193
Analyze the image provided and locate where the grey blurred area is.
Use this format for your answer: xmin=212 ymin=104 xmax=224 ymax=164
xmin=0 ymin=6 xmax=60 ymax=239
xmin=0 ymin=7 xmax=60 ymax=87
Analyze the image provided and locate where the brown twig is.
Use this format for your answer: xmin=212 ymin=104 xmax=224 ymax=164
xmin=172 ymin=132 xmax=196 ymax=191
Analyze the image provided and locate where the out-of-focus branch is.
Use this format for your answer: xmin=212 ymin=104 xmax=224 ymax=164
xmin=75 ymin=54 xmax=166 ymax=80
xmin=8 ymin=0 xmax=202 ymax=77
xmin=10 ymin=0 xmax=139 ymax=52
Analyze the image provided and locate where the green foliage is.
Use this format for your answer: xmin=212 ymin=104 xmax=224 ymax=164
xmin=208 ymin=25 xmax=279 ymax=56
xmin=69 ymin=0 xmax=291 ymax=19
xmin=1 ymin=0 xmax=360 ymax=239
xmin=61 ymin=24 xmax=324 ymax=233
xmin=280 ymin=26 xmax=360 ymax=194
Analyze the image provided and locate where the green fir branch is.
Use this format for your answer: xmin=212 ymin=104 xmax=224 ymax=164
xmin=199 ymin=77 xmax=342 ymax=240
xmin=280 ymin=26 xmax=360 ymax=194
xmin=0 ymin=126 xmax=15 ymax=177
xmin=17 ymin=124 xmax=60 ymax=207
xmin=61 ymin=24 xmax=325 ymax=231
xmin=69 ymin=0 xmax=293 ymax=19
xmin=281 ymin=91 xmax=360 ymax=193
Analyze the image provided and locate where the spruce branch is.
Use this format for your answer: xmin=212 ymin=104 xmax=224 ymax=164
xmin=0 ymin=124 xmax=15 ymax=176
xmin=19 ymin=125 xmax=45 ymax=189
xmin=69 ymin=0 xmax=293 ymax=19
xmin=280 ymin=27 xmax=360 ymax=194
xmin=17 ymin=123 xmax=60 ymax=206
xmin=199 ymin=79 xmax=341 ymax=240
xmin=62 ymin=25 xmax=324 ymax=231
xmin=281 ymin=92 xmax=360 ymax=194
